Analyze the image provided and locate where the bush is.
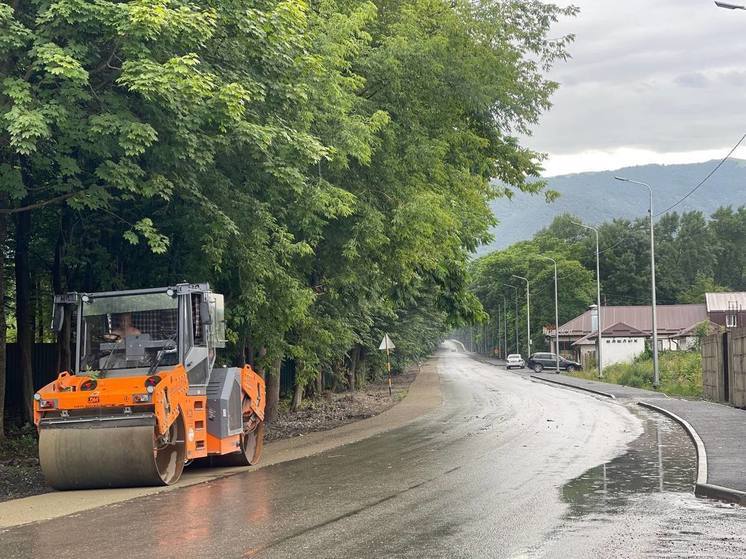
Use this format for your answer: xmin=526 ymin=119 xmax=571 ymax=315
xmin=570 ymin=350 xmax=702 ymax=398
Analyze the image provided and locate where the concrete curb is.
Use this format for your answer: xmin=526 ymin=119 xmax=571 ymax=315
xmin=636 ymin=401 xmax=707 ymax=487
xmin=637 ymin=401 xmax=746 ymax=505
xmin=529 ymin=374 xmax=616 ymax=400
xmin=696 ymin=483 xmax=746 ymax=505
xmin=635 ymin=401 xmax=746 ymax=505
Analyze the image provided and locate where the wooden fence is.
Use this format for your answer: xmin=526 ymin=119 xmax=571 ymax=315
xmin=702 ymin=327 xmax=746 ymax=407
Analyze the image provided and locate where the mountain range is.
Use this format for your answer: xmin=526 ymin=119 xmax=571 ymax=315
xmin=480 ymin=159 xmax=746 ymax=255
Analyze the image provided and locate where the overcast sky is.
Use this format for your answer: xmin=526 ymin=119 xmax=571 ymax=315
xmin=530 ymin=0 xmax=746 ymax=176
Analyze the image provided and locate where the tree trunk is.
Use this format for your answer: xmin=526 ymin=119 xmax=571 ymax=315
xmin=34 ymin=277 xmax=41 ymax=342
xmin=264 ymin=358 xmax=281 ymax=423
xmin=0 ymin=210 xmax=7 ymax=439
xmin=291 ymin=381 xmax=303 ymax=412
xmin=15 ymin=209 xmax=34 ymax=424
xmin=246 ymin=339 xmax=255 ymax=367
xmin=348 ymin=345 xmax=361 ymax=392
xmin=356 ymin=347 xmax=367 ymax=388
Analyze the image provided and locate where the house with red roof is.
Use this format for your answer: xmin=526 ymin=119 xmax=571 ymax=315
xmin=547 ymin=304 xmax=713 ymax=369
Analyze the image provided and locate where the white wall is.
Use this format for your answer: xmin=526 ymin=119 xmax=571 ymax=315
xmin=601 ymin=336 xmax=645 ymax=368
xmin=659 ymin=336 xmax=697 ymax=351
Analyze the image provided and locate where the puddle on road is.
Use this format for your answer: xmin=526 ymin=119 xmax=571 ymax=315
xmin=561 ymin=407 xmax=696 ymax=518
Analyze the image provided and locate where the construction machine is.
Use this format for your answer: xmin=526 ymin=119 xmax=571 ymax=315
xmin=33 ymin=283 xmax=265 ymax=490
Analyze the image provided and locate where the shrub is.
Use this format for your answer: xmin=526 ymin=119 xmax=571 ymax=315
xmin=569 ymin=350 xmax=702 ymax=398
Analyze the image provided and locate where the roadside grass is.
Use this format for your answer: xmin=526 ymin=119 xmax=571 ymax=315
xmin=568 ymin=350 xmax=703 ymax=398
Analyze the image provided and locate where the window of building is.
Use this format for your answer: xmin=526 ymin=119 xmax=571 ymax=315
xmin=727 ymin=313 xmax=738 ymax=328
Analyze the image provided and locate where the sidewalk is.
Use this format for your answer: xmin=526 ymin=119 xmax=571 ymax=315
xmin=527 ymin=371 xmax=746 ymax=503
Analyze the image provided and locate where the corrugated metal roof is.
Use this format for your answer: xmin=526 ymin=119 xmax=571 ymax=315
xmin=556 ymin=304 xmax=707 ymax=337
xmin=705 ymin=292 xmax=746 ymax=312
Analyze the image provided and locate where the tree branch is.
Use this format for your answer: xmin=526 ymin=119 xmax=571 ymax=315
xmin=0 ymin=191 xmax=81 ymax=214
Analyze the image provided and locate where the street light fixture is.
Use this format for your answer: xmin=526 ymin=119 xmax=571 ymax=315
xmin=570 ymin=220 xmax=604 ymax=378
xmin=505 ymin=284 xmax=520 ymax=355
xmin=715 ymin=1 xmax=746 ymax=9
xmin=512 ymin=275 xmax=531 ymax=358
xmin=537 ymin=255 xmax=560 ymax=374
xmin=615 ymin=176 xmax=660 ymax=388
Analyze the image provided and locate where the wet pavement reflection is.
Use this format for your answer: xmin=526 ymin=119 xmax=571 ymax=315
xmin=561 ymin=407 xmax=696 ymax=518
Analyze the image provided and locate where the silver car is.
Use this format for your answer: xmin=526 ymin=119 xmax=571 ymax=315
xmin=506 ymin=354 xmax=525 ymax=369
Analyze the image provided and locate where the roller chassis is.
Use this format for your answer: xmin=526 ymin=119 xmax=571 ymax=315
xmin=33 ymin=283 xmax=266 ymax=490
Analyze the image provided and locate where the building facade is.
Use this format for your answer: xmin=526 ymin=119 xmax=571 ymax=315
xmin=705 ymin=292 xmax=746 ymax=330
xmin=548 ymin=304 xmax=710 ymax=368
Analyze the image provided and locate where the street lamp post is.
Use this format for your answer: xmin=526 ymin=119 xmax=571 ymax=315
xmin=495 ymin=304 xmax=501 ymax=358
xmin=615 ymin=176 xmax=660 ymax=388
xmin=538 ymin=256 xmax=560 ymax=373
xmin=506 ymin=284 xmax=519 ymax=354
xmin=502 ymin=296 xmax=509 ymax=358
xmin=512 ymin=275 xmax=531 ymax=358
xmin=570 ymin=220 xmax=604 ymax=378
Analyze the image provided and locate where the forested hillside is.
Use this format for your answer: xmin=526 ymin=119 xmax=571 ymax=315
xmin=481 ymin=159 xmax=746 ymax=252
xmin=0 ymin=0 xmax=575 ymax=435
xmin=470 ymin=207 xmax=746 ymax=353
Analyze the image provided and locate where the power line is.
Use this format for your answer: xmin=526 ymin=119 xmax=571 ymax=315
xmin=654 ymin=133 xmax=746 ymax=217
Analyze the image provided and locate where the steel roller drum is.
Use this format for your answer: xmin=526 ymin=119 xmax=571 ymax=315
xmin=38 ymin=414 xmax=185 ymax=490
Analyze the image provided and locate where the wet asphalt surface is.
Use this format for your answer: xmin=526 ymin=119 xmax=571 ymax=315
xmin=3 ymin=345 xmax=746 ymax=558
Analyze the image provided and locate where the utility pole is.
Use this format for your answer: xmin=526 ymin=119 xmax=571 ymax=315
xmin=506 ymin=285 xmax=519 ymax=354
xmin=538 ymin=256 xmax=560 ymax=373
xmin=512 ymin=275 xmax=531 ymax=358
xmin=571 ymin=221 xmax=604 ymax=378
xmin=496 ymin=304 xmax=501 ymax=358
xmin=615 ymin=176 xmax=660 ymax=388
xmin=503 ymin=298 xmax=508 ymax=358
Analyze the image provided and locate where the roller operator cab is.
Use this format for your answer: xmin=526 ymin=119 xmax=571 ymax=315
xmin=34 ymin=283 xmax=266 ymax=490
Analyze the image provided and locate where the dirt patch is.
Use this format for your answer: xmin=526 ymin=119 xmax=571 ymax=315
xmin=265 ymin=370 xmax=416 ymax=442
xmin=0 ymin=370 xmax=417 ymax=503
xmin=0 ymin=426 xmax=47 ymax=503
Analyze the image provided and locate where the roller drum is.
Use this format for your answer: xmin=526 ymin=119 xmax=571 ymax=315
xmin=38 ymin=414 xmax=185 ymax=490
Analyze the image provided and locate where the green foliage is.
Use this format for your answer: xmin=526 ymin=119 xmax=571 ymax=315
xmin=569 ymin=351 xmax=703 ymax=399
xmin=531 ymin=207 xmax=746 ymax=308
xmin=679 ymin=276 xmax=728 ymax=305
xmin=470 ymin=236 xmax=595 ymax=352
xmin=0 ymin=0 xmax=577 ymax=411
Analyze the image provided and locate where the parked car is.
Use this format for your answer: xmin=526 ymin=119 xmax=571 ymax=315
xmin=505 ymin=354 xmax=525 ymax=369
xmin=526 ymin=352 xmax=582 ymax=373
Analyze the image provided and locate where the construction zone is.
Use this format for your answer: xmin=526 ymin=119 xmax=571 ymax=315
xmin=32 ymin=283 xmax=266 ymax=490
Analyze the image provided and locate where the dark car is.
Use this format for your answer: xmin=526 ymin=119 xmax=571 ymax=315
xmin=526 ymin=352 xmax=582 ymax=373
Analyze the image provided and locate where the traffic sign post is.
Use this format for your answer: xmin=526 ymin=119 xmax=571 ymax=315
xmin=378 ymin=333 xmax=395 ymax=397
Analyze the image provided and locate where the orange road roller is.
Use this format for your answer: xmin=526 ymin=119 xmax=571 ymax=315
xmin=33 ymin=283 xmax=265 ymax=489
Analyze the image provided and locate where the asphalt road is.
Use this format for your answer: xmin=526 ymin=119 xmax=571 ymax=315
xmin=4 ymin=343 xmax=746 ymax=558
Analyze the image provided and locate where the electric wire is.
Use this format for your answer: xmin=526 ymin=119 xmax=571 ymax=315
xmin=654 ymin=133 xmax=746 ymax=217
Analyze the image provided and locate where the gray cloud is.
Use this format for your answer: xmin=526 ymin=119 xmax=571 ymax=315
xmin=675 ymin=72 xmax=709 ymax=88
xmin=529 ymin=0 xmax=746 ymax=157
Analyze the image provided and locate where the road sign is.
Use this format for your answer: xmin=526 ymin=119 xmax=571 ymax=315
xmin=378 ymin=334 xmax=395 ymax=351
xmin=379 ymin=334 xmax=395 ymax=396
